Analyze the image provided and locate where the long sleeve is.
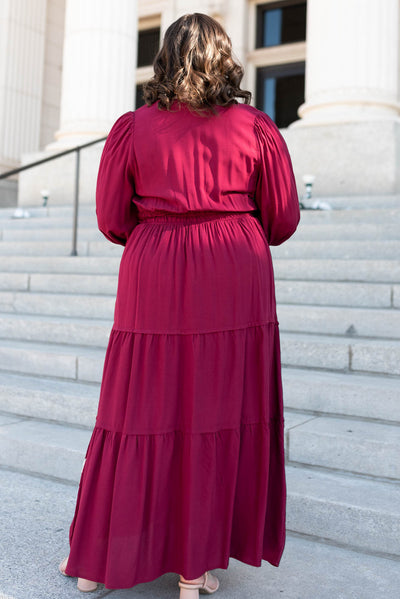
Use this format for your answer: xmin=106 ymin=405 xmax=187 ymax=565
xmin=254 ymin=112 xmax=300 ymax=246
xmin=96 ymin=111 xmax=138 ymax=245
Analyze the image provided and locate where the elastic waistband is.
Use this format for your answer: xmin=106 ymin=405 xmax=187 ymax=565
xmin=137 ymin=210 xmax=257 ymax=225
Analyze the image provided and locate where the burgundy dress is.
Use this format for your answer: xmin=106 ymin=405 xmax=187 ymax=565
xmin=65 ymin=101 xmax=300 ymax=589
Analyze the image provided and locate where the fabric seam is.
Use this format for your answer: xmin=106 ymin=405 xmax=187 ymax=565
xmin=92 ymin=419 xmax=285 ymax=437
xmin=111 ymin=320 xmax=279 ymax=335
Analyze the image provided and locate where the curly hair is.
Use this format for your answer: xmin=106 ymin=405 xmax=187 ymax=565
xmin=142 ymin=13 xmax=251 ymax=113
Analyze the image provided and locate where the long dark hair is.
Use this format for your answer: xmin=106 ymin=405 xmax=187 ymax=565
xmin=143 ymin=13 xmax=251 ymax=113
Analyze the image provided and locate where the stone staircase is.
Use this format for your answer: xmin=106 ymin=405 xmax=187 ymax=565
xmin=0 ymin=199 xmax=399 ymax=566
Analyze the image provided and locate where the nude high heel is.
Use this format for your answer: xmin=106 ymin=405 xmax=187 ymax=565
xmin=178 ymin=571 xmax=220 ymax=598
xmin=59 ymin=556 xmax=98 ymax=593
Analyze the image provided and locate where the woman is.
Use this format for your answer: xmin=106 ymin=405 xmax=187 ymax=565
xmin=59 ymin=12 xmax=300 ymax=597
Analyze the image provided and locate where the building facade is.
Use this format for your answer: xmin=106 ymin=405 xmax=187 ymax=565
xmin=0 ymin=0 xmax=399 ymax=204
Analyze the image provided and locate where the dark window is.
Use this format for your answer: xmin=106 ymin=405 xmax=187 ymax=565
xmin=256 ymin=1 xmax=307 ymax=48
xmin=256 ymin=62 xmax=305 ymax=128
xmin=135 ymin=84 xmax=145 ymax=109
xmin=137 ymin=27 xmax=160 ymax=67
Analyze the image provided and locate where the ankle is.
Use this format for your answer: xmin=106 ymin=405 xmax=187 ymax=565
xmin=180 ymin=573 xmax=205 ymax=583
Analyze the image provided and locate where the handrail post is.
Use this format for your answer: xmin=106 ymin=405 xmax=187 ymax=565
xmin=71 ymin=147 xmax=80 ymax=256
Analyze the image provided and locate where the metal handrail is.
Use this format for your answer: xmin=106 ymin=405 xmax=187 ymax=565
xmin=0 ymin=135 xmax=108 ymax=256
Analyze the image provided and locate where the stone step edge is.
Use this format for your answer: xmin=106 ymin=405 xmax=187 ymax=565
xmin=2 ymin=404 xmax=400 ymax=466
xmin=1 ymin=293 xmax=398 ymax=310
xmin=1 ymin=367 xmax=398 ymax=395
xmin=1 ymin=275 xmax=398 ymax=293
xmin=1 ymin=321 xmax=399 ymax=349
xmin=1 ymin=416 xmax=400 ymax=488
xmin=1 ymin=311 xmax=400 ymax=342
xmin=0 ymin=369 xmax=399 ymax=427
xmin=1 ymin=332 xmax=400 ymax=371
xmin=1 ymin=261 xmax=399 ymax=284
xmin=286 ymin=529 xmax=400 ymax=564
xmin=286 ymin=457 xmax=400 ymax=486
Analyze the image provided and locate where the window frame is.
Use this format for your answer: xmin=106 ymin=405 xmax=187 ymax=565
xmin=255 ymin=0 xmax=307 ymax=49
xmin=135 ymin=14 xmax=161 ymax=109
xmin=247 ymin=0 xmax=307 ymax=127
xmin=256 ymin=61 xmax=305 ymax=127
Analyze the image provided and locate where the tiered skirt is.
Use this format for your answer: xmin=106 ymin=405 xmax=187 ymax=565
xmin=65 ymin=209 xmax=286 ymax=589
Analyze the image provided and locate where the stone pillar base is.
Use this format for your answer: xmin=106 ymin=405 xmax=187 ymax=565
xmin=18 ymin=143 xmax=105 ymax=207
xmin=0 ymin=180 xmax=18 ymax=208
xmin=283 ymin=119 xmax=400 ymax=197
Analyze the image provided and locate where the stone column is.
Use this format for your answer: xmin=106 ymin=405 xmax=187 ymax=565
xmin=52 ymin=0 xmax=138 ymax=146
xmin=285 ymin=0 xmax=400 ymax=197
xmin=19 ymin=0 xmax=138 ymax=206
xmin=0 ymin=0 xmax=46 ymax=205
xmin=297 ymin=0 xmax=399 ymax=124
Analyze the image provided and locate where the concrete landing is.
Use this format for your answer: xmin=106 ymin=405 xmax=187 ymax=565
xmin=0 ymin=469 xmax=398 ymax=599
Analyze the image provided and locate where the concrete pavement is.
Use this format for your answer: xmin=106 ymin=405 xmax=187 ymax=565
xmin=1 ymin=468 xmax=399 ymax=599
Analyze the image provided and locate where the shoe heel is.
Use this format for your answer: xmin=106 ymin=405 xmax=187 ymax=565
xmin=179 ymin=587 xmax=199 ymax=599
xmin=77 ymin=578 xmax=98 ymax=593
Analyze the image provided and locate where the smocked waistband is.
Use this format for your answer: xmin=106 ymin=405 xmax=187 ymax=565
xmin=136 ymin=209 xmax=257 ymax=225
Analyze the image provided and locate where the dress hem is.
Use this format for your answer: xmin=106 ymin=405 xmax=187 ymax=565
xmin=64 ymin=552 xmax=283 ymax=590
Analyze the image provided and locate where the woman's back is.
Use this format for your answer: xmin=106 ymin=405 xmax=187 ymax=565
xmin=133 ymin=102 xmax=260 ymax=213
xmin=97 ymin=101 xmax=299 ymax=247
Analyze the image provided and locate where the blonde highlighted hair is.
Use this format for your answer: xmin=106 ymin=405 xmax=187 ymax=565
xmin=143 ymin=13 xmax=251 ymax=113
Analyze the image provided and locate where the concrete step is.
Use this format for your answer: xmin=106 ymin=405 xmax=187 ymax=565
xmin=1 ymin=368 xmax=398 ymax=431
xmin=0 ymin=302 xmax=400 ymax=358
xmin=0 ymin=204 xmax=96 ymax=219
xmin=2 ymin=238 xmax=399 ymax=260
xmin=1 ymin=381 xmax=399 ymax=481
xmin=276 ymin=280 xmax=394 ymax=308
xmin=2 ymin=274 xmax=399 ymax=311
xmin=282 ymin=368 xmax=400 ymax=424
xmin=0 ymin=239 xmax=123 ymax=258
xmin=271 ymin=240 xmax=400 ymax=260
xmin=0 ymin=255 xmax=121 ymax=274
xmin=0 ymin=313 xmax=111 ymax=348
xmin=0 ymin=290 xmax=115 ymax=318
xmin=0 ymin=272 xmax=118 ymax=294
xmin=2 ymin=200 xmax=397 ymax=216
xmin=0 ymin=215 xmax=97 ymax=230
xmin=2 ymin=220 xmax=400 ymax=241
xmin=0 ymin=279 xmax=395 ymax=309
xmin=1 ymin=294 xmax=399 ymax=339
xmin=4 ymin=411 xmax=399 ymax=484
xmin=0 ymin=240 xmax=90 ymax=256
xmin=277 ymin=304 xmax=400 ymax=339
xmin=298 ymin=207 xmax=400 ymax=224
xmin=0 ymin=206 xmax=50 ymax=219
xmin=0 ymin=372 xmax=98 ymax=428
xmin=0 ymin=338 xmax=105 ymax=382
xmin=0 ymin=254 xmax=399 ymax=285
xmin=301 ymin=194 xmax=400 ymax=210
xmin=0 ymin=414 xmax=399 ymax=558
xmin=0 ymin=272 xmax=30 ymax=291
xmin=280 ymin=332 xmax=400 ymax=376
xmin=274 ymin=259 xmax=400 ymax=283
xmin=2 ymin=226 xmax=102 ymax=242
xmin=0 ymin=413 xmax=91 ymax=482
xmin=293 ymin=222 xmax=400 ymax=241
xmin=286 ymin=414 xmax=400 ymax=479
xmin=0 ymin=331 xmax=399 ymax=384
xmin=286 ymin=465 xmax=400 ymax=558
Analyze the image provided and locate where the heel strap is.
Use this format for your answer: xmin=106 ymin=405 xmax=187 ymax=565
xmin=178 ymin=581 xmax=202 ymax=590
xmin=178 ymin=571 xmax=208 ymax=591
